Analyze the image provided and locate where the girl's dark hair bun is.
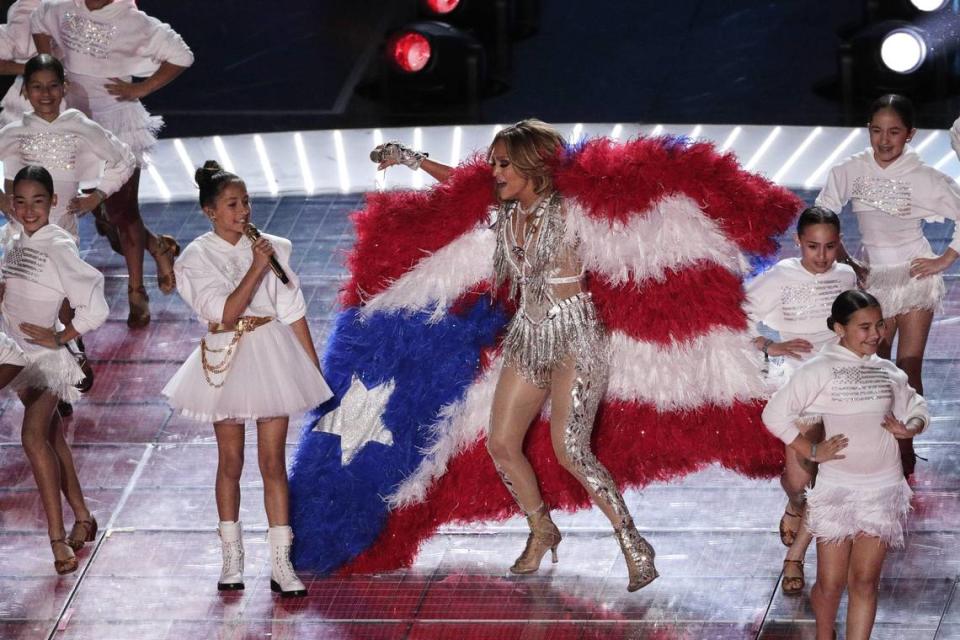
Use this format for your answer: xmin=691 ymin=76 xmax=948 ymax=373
xmin=194 ymin=160 xmax=223 ymax=188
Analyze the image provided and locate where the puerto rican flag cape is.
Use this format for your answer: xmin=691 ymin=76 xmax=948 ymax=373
xmin=289 ymin=136 xmax=801 ymax=574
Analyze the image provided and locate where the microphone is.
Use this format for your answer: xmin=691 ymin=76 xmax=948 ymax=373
xmin=243 ymin=223 xmax=290 ymax=284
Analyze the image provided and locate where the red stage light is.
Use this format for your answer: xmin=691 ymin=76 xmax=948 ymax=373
xmin=390 ymin=32 xmax=432 ymax=73
xmin=424 ymin=0 xmax=460 ymax=14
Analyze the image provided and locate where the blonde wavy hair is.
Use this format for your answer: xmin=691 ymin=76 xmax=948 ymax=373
xmin=488 ymin=119 xmax=566 ymax=196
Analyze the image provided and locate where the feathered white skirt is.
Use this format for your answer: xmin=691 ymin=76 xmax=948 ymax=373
xmin=92 ymin=101 xmax=162 ymax=166
xmin=163 ymin=319 xmax=333 ymax=423
xmin=10 ymin=345 xmax=83 ymax=403
xmin=864 ymin=261 xmax=944 ymax=317
xmin=806 ymin=475 xmax=912 ymax=548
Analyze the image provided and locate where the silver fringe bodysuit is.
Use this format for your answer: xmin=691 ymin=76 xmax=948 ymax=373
xmin=490 ymin=193 xmax=657 ymax=587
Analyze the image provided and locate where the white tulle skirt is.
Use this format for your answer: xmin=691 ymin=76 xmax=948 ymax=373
xmin=10 ymin=346 xmax=84 ymax=403
xmin=864 ymin=260 xmax=944 ymax=317
xmin=163 ymin=319 xmax=333 ymax=423
xmin=806 ymin=475 xmax=912 ymax=548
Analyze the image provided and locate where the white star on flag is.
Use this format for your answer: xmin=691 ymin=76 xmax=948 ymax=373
xmin=314 ymin=374 xmax=396 ymax=464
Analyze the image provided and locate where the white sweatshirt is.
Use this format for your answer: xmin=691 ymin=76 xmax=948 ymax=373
xmin=745 ymin=258 xmax=856 ymax=357
xmin=0 ymin=223 xmax=107 ymax=354
xmin=0 ymin=108 xmax=135 ymax=236
xmin=175 ymin=232 xmax=306 ymax=326
xmin=816 ymin=148 xmax=960 ymax=262
xmin=762 ymin=343 xmax=928 ymax=484
xmin=31 ymin=0 xmax=194 ymax=113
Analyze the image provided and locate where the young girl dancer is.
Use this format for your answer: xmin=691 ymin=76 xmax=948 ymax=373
xmin=373 ymin=121 xmax=659 ymax=592
xmin=32 ymin=0 xmax=194 ymax=327
xmin=162 ymin=162 xmax=332 ymax=597
xmin=0 ymin=54 xmax=136 ymax=243
xmin=744 ymin=206 xmax=856 ymax=594
xmin=816 ymin=94 xmax=960 ymax=477
xmin=3 ymin=165 xmax=109 ymax=574
xmin=763 ymin=290 xmax=927 ymax=640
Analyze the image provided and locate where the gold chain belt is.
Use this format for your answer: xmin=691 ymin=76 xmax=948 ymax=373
xmin=200 ymin=316 xmax=273 ymax=388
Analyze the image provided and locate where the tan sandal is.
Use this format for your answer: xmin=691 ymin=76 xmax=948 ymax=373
xmin=127 ymin=286 xmax=151 ymax=329
xmin=50 ymin=538 xmax=78 ymax=575
xmin=779 ymin=505 xmax=804 ymax=547
xmin=510 ymin=504 xmax=561 ymax=575
xmin=782 ymin=559 xmax=804 ymax=595
xmin=67 ymin=516 xmax=98 ymax=551
xmin=149 ymin=234 xmax=181 ymax=295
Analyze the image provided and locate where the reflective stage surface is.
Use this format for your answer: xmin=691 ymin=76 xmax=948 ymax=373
xmin=1 ymin=192 xmax=959 ymax=640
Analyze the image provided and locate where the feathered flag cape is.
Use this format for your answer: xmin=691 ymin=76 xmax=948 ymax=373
xmin=289 ymin=136 xmax=801 ymax=574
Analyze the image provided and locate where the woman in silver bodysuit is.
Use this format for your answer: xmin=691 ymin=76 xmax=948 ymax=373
xmin=374 ymin=119 xmax=657 ymax=592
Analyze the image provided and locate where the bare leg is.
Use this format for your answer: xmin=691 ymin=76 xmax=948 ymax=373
xmin=19 ymin=388 xmax=71 ymax=562
xmin=213 ymin=421 xmax=245 ymax=522
xmin=811 ymin=539 xmax=852 ymax=640
xmin=49 ymin=410 xmax=90 ymax=522
xmin=845 ymin=536 xmax=887 ymax=640
xmin=486 ymin=365 xmax=549 ymax=514
xmin=890 ymin=308 xmax=932 ymax=476
xmin=783 ymin=423 xmax=823 ymax=583
xmin=256 ymin=417 xmax=291 ymax=526
xmin=104 ymin=170 xmax=150 ymax=293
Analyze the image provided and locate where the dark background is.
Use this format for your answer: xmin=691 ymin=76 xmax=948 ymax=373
xmin=8 ymin=1 xmax=960 ymax=137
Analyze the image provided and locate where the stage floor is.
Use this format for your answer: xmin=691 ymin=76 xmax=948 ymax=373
xmin=1 ymin=192 xmax=959 ymax=640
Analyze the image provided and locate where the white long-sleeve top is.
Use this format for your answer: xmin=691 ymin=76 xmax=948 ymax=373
xmin=0 ymin=223 xmax=107 ymax=354
xmin=762 ymin=343 xmax=928 ymax=484
xmin=30 ymin=0 xmax=194 ymax=78
xmin=0 ymin=0 xmax=40 ymax=63
xmin=175 ymin=232 xmax=306 ymax=326
xmin=0 ymin=109 xmax=135 ymax=236
xmin=815 ymin=148 xmax=960 ymax=260
xmin=31 ymin=0 xmax=193 ymax=116
xmin=745 ymin=258 xmax=857 ymax=358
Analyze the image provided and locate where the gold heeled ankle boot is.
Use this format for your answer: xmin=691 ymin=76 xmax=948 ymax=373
xmin=510 ymin=504 xmax=561 ymax=574
xmin=615 ymin=518 xmax=658 ymax=592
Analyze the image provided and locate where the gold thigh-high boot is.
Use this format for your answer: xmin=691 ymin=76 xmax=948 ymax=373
xmin=563 ymin=344 xmax=658 ymax=592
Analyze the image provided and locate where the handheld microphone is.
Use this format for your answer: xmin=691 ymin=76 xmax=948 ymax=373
xmin=243 ymin=223 xmax=290 ymax=284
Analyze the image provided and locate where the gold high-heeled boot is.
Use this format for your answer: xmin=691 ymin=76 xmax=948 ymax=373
xmin=615 ymin=517 xmax=658 ymax=592
xmin=510 ymin=503 xmax=561 ymax=574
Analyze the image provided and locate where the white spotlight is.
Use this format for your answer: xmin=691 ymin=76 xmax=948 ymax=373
xmin=610 ymin=124 xmax=623 ymax=140
xmin=293 ymin=133 xmax=315 ymax=195
xmin=880 ymin=29 xmax=927 ymax=74
xmin=719 ymin=126 xmax=742 ymax=153
xmin=910 ymin=0 xmax=948 ymax=11
xmin=253 ymin=135 xmax=278 ymax=196
xmin=212 ymin=136 xmax=235 ymax=173
xmin=450 ymin=126 xmax=462 ymax=166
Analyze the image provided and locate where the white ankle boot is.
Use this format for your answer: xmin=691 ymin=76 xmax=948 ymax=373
xmin=267 ymin=525 xmax=306 ymax=597
xmin=217 ymin=520 xmax=244 ymax=591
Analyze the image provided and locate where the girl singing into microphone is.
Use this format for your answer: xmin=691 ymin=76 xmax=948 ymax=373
xmin=162 ymin=161 xmax=332 ymax=597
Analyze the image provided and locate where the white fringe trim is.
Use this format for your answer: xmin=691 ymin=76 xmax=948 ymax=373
xmin=93 ymin=102 xmax=163 ymax=164
xmin=865 ymin=261 xmax=944 ymax=317
xmin=606 ymin=328 xmax=767 ymax=410
xmin=806 ymin=479 xmax=912 ymax=548
xmin=361 ymin=226 xmax=496 ymax=321
xmin=10 ymin=349 xmax=83 ymax=403
xmin=565 ymin=195 xmax=750 ymax=286
xmin=386 ymin=356 xmax=503 ymax=508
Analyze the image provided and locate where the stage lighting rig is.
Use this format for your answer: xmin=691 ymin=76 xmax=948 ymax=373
xmin=380 ymin=21 xmax=487 ymax=117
